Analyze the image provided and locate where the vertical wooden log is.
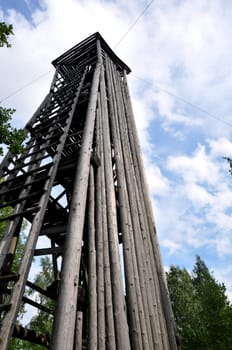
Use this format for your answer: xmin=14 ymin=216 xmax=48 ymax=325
xmin=98 ymin=93 xmax=116 ymax=350
xmin=88 ymin=165 xmax=97 ymax=350
xmin=74 ymin=311 xmax=83 ymax=349
xmin=96 ymin=37 xmax=130 ymax=350
xmin=95 ymin=108 xmax=106 ymax=350
xmin=105 ymin=56 xmax=145 ymax=350
xmin=99 ymin=69 xmax=130 ymax=350
xmin=109 ymin=61 xmax=161 ymax=349
xmin=128 ymin=154 xmax=169 ymax=349
xmin=115 ymin=71 xmax=166 ymax=349
xmin=122 ymin=71 xmax=177 ymax=350
xmin=130 ymin=165 xmax=170 ymax=349
xmin=50 ymin=63 xmax=101 ymax=350
xmin=119 ymin=74 xmax=168 ymax=349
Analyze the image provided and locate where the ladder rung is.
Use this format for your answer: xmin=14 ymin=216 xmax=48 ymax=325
xmin=0 ymin=304 xmax=11 ymax=312
xmin=0 ymin=273 xmax=19 ymax=282
xmin=22 ymin=296 xmax=53 ymax=315
xmin=0 ymin=206 xmax=40 ymax=223
xmin=0 ymin=190 xmax=46 ymax=210
xmin=1 ymin=163 xmax=52 ymax=186
xmin=31 ymin=130 xmax=63 ymax=145
xmin=32 ymin=113 xmax=69 ymax=135
xmin=32 ymin=105 xmax=71 ymax=129
xmin=19 ymin=142 xmax=58 ymax=160
xmin=47 ymin=99 xmax=73 ymax=115
xmin=40 ymin=224 xmax=67 ymax=236
xmin=4 ymin=154 xmax=54 ymax=175
xmin=0 ymin=175 xmax=49 ymax=198
xmin=40 ymin=99 xmax=72 ymax=115
xmin=26 ymin=280 xmax=54 ymax=299
xmin=64 ymin=140 xmax=82 ymax=149
xmin=53 ymin=91 xmax=76 ymax=103
xmin=53 ymin=83 xmax=78 ymax=97
xmin=13 ymin=324 xmax=50 ymax=347
xmin=34 ymin=246 xmax=63 ymax=256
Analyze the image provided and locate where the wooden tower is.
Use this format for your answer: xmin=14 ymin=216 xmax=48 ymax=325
xmin=0 ymin=33 xmax=177 ymax=349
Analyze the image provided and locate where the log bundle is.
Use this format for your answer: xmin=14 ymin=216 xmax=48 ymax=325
xmin=0 ymin=33 xmax=177 ymax=349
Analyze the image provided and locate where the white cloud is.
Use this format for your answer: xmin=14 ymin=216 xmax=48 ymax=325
xmin=167 ymin=143 xmax=221 ymax=185
xmin=215 ymin=236 xmax=232 ymax=256
xmin=155 ymin=138 xmax=232 ymax=267
xmin=144 ymin=158 xmax=170 ymax=197
xmin=209 ymin=137 xmax=232 ymax=158
xmin=162 ymin=240 xmax=182 ymax=255
xmin=213 ymin=265 xmax=232 ymax=301
xmin=184 ymin=183 xmax=213 ymax=207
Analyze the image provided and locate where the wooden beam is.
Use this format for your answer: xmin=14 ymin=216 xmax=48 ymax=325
xmin=95 ymin=107 xmax=106 ymax=350
xmin=87 ymin=165 xmax=97 ymax=349
xmin=13 ymin=324 xmax=50 ymax=348
xmin=100 ymin=63 xmax=130 ymax=349
xmin=105 ymin=55 xmax=144 ymax=350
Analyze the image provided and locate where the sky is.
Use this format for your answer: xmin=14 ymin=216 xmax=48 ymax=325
xmin=1 ymin=0 xmax=232 ymax=301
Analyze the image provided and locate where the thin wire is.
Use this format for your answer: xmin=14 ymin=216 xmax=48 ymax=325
xmin=133 ymin=74 xmax=232 ymax=127
xmin=0 ymin=69 xmax=54 ymax=103
xmin=113 ymin=0 xmax=155 ymax=49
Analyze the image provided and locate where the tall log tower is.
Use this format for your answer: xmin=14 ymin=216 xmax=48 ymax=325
xmin=0 ymin=33 xmax=177 ymax=349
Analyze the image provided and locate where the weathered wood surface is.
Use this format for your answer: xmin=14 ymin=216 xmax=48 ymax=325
xmin=88 ymin=165 xmax=97 ymax=350
xmin=98 ymin=91 xmax=116 ymax=350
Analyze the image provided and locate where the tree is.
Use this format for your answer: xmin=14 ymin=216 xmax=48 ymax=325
xmin=0 ymin=192 xmax=52 ymax=349
xmin=0 ymin=107 xmax=26 ymax=156
xmin=7 ymin=256 xmax=54 ymax=349
xmin=0 ymin=22 xmax=26 ymax=156
xmin=0 ymin=200 xmax=50 ymax=349
xmin=0 ymin=207 xmax=28 ymax=349
xmin=192 ymin=256 xmax=232 ymax=349
xmin=28 ymin=256 xmax=54 ymax=336
xmin=167 ymin=265 xmax=200 ymax=349
xmin=0 ymin=22 xmax=13 ymax=47
xmin=9 ymin=257 xmax=54 ymax=349
xmin=167 ymin=256 xmax=232 ymax=349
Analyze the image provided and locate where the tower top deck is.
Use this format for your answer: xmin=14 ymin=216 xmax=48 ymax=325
xmin=52 ymin=32 xmax=131 ymax=74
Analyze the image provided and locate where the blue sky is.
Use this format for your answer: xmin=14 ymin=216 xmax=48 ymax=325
xmin=1 ymin=0 xmax=232 ymax=301
xmin=0 ymin=0 xmax=43 ymax=22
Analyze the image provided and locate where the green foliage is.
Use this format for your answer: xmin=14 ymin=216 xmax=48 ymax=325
xmin=10 ymin=336 xmax=48 ymax=350
xmin=0 ymin=208 xmax=29 ymax=348
xmin=9 ymin=257 xmax=54 ymax=349
xmin=0 ymin=186 xmax=52 ymax=349
xmin=29 ymin=257 xmax=54 ymax=336
xmin=10 ymin=337 xmax=49 ymax=350
xmin=0 ymin=107 xmax=26 ymax=156
xmin=167 ymin=256 xmax=232 ymax=349
xmin=0 ymin=22 xmax=26 ymax=156
xmin=0 ymin=205 xmax=12 ymax=238
xmin=167 ymin=266 xmax=200 ymax=346
xmin=0 ymin=21 xmax=13 ymax=47
xmin=0 ymin=204 xmax=27 ymax=274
